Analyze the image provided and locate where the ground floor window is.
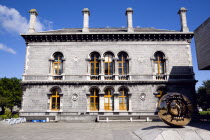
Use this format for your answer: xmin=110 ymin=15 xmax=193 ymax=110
xmin=90 ymin=88 xmax=99 ymax=111
xmin=104 ymin=88 xmax=114 ymax=110
xmin=119 ymin=88 xmax=128 ymax=110
xmin=50 ymin=88 xmax=60 ymax=110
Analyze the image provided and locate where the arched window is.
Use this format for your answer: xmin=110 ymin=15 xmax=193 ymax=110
xmin=104 ymin=52 xmax=114 ymax=75
xmin=118 ymin=52 xmax=129 ymax=75
xmin=90 ymin=88 xmax=99 ymax=111
xmin=104 ymin=88 xmax=114 ymax=110
xmin=119 ymin=88 xmax=128 ymax=110
xmin=50 ymin=88 xmax=60 ymax=110
xmin=90 ymin=52 xmax=100 ymax=75
xmin=156 ymin=86 xmax=166 ymax=98
xmin=154 ymin=52 xmax=165 ymax=75
xmin=52 ymin=52 xmax=63 ymax=79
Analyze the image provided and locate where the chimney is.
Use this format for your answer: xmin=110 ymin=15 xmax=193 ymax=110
xmin=82 ymin=8 xmax=90 ymax=32
xmin=28 ymin=9 xmax=38 ymax=33
xmin=125 ymin=8 xmax=134 ymax=32
xmin=178 ymin=7 xmax=189 ymax=32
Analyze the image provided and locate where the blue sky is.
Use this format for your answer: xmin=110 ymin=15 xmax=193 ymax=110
xmin=0 ymin=0 xmax=209 ymax=89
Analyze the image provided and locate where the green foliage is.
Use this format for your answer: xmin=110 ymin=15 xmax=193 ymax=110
xmin=197 ymin=80 xmax=210 ymax=110
xmin=4 ymin=107 xmax=12 ymax=118
xmin=13 ymin=114 xmax=19 ymax=118
xmin=0 ymin=115 xmax=8 ymax=119
xmin=199 ymin=111 xmax=210 ymax=115
xmin=0 ymin=77 xmax=22 ymax=114
xmin=0 ymin=107 xmax=19 ymax=119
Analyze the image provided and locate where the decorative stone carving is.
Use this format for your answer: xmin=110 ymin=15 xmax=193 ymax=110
xmin=139 ymin=93 xmax=146 ymax=101
xmin=72 ymin=93 xmax=78 ymax=101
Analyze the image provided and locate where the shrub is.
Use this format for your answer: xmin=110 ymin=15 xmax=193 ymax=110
xmin=199 ymin=111 xmax=210 ymax=115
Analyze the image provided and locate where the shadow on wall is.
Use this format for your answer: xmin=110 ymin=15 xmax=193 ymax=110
xmin=168 ymin=66 xmax=194 ymax=80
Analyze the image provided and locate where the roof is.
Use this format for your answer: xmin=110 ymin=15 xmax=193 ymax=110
xmin=35 ymin=27 xmax=179 ymax=34
xmin=20 ymin=27 xmax=194 ymax=42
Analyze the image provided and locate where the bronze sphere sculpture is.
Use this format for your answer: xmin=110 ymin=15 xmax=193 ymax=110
xmin=158 ymin=93 xmax=193 ymax=127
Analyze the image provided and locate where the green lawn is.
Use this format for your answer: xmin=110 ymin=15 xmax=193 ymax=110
xmin=199 ymin=111 xmax=210 ymax=115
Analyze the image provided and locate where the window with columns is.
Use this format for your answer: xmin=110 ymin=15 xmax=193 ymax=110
xmin=104 ymin=52 xmax=114 ymax=75
xmin=154 ymin=51 xmax=165 ymax=75
xmin=118 ymin=52 xmax=129 ymax=75
xmin=52 ymin=52 xmax=63 ymax=80
xmin=50 ymin=88 xmax=61 ymax=110
xmin=104 ymin=88 xmax=114 ymax=110
xmin=119 ymin=88 xmax=128 ymax=110
xmin=90 ymin=52 xmax=100 ymax=75
xmin=90 ymin=88 xmax=99 ymax=111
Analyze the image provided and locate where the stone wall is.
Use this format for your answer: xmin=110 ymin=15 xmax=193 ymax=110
xmin=24 ymin=41 xmax=193 ymax=79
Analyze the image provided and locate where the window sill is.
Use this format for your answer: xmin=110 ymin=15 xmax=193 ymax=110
xmin=46 ymin=110 xmax=63 ymax=112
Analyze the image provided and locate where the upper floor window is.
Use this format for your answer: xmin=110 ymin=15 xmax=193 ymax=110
xmin=154 ymin=51 xmax=165 ymax=75
xmin=118 ymin=52 xmax=129 ymax=75
xmin=104 ymin=52 xmax=114 ymax=75
xmin=90 ymin=52 xmax=100 ymax=75
xmin=52 ymin=52 xmax=63 ymax=75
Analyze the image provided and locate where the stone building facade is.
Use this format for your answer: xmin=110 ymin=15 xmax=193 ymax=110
xmin=194 ymin=17 xmax=210 ymax=70
xmin=20 ymin=8 xmax=196 ymax=121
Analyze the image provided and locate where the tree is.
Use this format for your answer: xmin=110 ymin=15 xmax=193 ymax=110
xmin=197 ymin=80 xmax=210 ymax=110
xmin=0 ymin=77 xmax=22 ymax=114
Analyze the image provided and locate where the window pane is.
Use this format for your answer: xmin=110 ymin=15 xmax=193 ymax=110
xmin=96 ymin=68 xmax=99 ymax=75
xmin=52 ymin=97 xmax=56 ymax=109
xmin=105 ymin=63 xmax=108 ymax=74
xmin=119 ymin=68 xmax=122 ymax=75
xmin=104 ymin=97 xmax=109 ymax=103
xmin=57 ymin=97 xmax=60 ymax=109
xmin=109 ymin=63 xmax=113 ymax=74
xmin=119 ymin=97 xmax=123 ymax=103
xmin=59 ymin=63 xmax=62 ymax=74
xmin=155 ymin=63 xmax=158 ymax=74
xmin=91 ymin=63 xmax=94 ymax=74
xmin=124 ymin=97 xmax=127 ymax=104
xmin=160 ymin=63 xmax=164 ymax=74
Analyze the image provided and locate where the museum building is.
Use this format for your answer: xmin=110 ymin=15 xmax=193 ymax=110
xmin=20 ymin=8 xmax=196 ymax=121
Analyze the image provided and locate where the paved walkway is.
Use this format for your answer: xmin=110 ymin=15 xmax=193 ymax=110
xmin=0 ymin=121 xmax=209 ymax=140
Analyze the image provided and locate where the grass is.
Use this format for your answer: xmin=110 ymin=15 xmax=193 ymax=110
xmin=199 ymin=111 xmax=210 ymax=115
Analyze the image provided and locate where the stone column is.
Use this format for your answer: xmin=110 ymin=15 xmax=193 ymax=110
xmin=86 ymin=93 xmax=90 ymax=112
xmin=114 ymin=92 xmax=119 ymax=112
xmin=99 ymin=92 xmax=105 ymax=112
xmin=85 ymin=58 xmax=91 ymax=80
xmin=82 ymin=8 xmax=90 ymax=32
xmin=150 ymin=57 xmax=156 ymax=80
xmin=61 ymin=58 xmax=66 ymax=80
xmin=128 ymin=93 xmax=132 ymax=112
xmin=178 ymin=7 xmax=189 ymax=32
xmin=28 ymin=9 xmax=38 ymax=33
xmin=100 ymin=58 xmax=105 ymax=80
xmin=125 ymin=8 xmax=134 ymax=32
xmin=114 ymin=58 xmax=119 ymax=80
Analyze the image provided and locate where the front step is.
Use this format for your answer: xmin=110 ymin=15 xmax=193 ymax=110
xmin=97 ymin=115 xmax=160 ymax=122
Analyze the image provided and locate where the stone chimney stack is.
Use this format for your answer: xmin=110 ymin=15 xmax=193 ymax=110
xmin=82 ymin=8 xmax=90 ymax=32
xmin=125 ymin=8 xmax=134 ymax=32
xmin=28 ymin=9 xmax=38 ymax=33
xmin=178 ymin=7 xmax=189 ymax=32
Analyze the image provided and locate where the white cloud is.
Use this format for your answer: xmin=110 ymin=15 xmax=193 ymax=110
xmin=0 ymin=5 xmax=53 ymax=33
xmin=0 ymin=43 xmax=16 ymax=54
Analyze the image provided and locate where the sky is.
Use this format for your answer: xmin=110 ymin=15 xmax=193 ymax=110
xmin=0 ymin=0 xmax=209 ymax=89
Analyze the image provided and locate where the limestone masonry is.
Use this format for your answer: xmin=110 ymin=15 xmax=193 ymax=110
xmin=20 ymin=8 xmax=196 ymax=121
